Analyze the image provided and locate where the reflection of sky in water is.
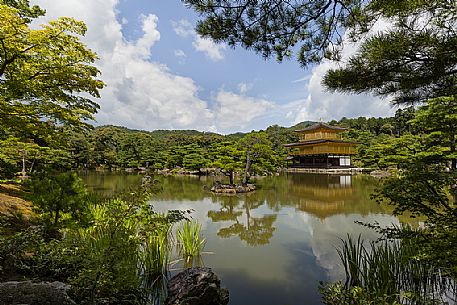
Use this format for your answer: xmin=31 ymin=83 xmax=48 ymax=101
xmin=83 ymin=172 xmax=403 ymax=305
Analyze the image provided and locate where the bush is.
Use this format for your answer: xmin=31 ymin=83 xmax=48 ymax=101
xmin=26 ymin=172 xmax=93 ymax=228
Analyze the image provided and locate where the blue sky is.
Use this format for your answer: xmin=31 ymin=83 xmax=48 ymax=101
xmin=32 ymin=0 xmax=394 ymax=134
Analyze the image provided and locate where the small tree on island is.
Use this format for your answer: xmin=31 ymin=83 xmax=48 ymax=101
xmin=238 ymin=131 xmax=278 ymax=184
xmin=210 ymin=141 xmax=243 ymax=184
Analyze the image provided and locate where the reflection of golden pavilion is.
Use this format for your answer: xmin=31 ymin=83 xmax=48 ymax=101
xmin=288 ymin=174 xmax=354 ymax=219
xmin=297 ymin=200 xmax=345 ymax=220
xmin=284 ymin=123 xmax=358 ymax=168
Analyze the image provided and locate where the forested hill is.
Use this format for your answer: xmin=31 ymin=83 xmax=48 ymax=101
xmin=0 ymin=108 xmax=415 ymax=178
xmin=96 ymin=120 xmax=317 ymax=142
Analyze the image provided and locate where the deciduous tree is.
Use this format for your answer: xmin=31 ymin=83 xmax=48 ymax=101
xmin=0 ymin=1 xmax=104 ymax=138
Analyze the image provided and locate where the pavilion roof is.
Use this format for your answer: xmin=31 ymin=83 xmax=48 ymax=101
xmin=283 ymin=139 xmax=358 ymax=147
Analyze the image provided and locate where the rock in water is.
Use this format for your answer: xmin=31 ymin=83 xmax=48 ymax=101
xmin=166 ymin=267 xmax=229 ymax=305
xmin=0 ymin=281 xmax=75 ymax=305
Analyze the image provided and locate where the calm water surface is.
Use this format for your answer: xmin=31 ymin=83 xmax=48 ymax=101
xmin=82 ymin=172 xmax=404 ymax=305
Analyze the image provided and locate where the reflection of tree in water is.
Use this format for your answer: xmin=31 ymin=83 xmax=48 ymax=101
xmin=218 ymin=215 xmax=277 ymax=246
xmin=208 ymin=196 xmax=242 ymax=221
xmin=208 ymin=195 xmax=277 ymax=246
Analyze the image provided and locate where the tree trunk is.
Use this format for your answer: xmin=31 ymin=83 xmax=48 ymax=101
xmin=29 ymin=158 xmax=36 ymax=173
xmin=229 ymin=170 xmax=234 ymax=185
xmin=54 ymin=209 xmax=60 ymax=225
xmin=243 ymin=151 xmax=251 ymax=185
xmin=21 ymin=153 xmax=26 ymax=178
xmin=449 ymin=137 xmax=456 ymax=204
xmin=450 ymin=144 xmax=456 ymax=171
xmin=245 ymin=202 xmax=251 ymax=230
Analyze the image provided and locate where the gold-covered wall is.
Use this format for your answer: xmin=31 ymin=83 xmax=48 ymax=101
xmin=289 ymin=142 xmax=356 ymax=155
xmin=298 ymin=129 xmax=342 ymax=142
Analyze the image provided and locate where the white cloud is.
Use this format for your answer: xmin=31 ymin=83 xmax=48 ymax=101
xmin=28 ymin=0 xmax=276 ymax=133
xmin=174 ymin=49 xmax=187 ymax=64
xmin=31 ymin=0 xmax=215 ymax=131
xmin=192 ymin=36 xmax=226 ymax=61
xmin=171 ymin=19 xmax=194 ymax=38
xmin=174 ymin=49 xmax=186 ymax=58
xmin=29 ymin=1 xmax=395 ymax=135
xmin=214 ymin=90 xmax=274 ymax=130
xmin=172 ymin=18 xmax=226 ymax=61
xmin=291 ymin=60 xmax=394 ymax=124
xmin=290 ymin=20 xmax=395 ymax=123
xmin=238 ymin=82 xmax=253 ymax=94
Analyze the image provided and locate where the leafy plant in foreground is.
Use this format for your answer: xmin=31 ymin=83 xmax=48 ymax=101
xmin=321 ymin=235 xmax=456 ymax=305
xmin=177 ymin=220 xmax=206 ymax=266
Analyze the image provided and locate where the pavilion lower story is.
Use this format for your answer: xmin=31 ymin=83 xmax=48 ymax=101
xmin=287 ymin=154 xmax=352 ymax=168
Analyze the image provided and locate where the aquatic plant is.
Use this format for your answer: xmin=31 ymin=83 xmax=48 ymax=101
xmin=177 ymin=220 xmax=206 ymax=262
xmin=68 ymin=199 xmax=143 ymax=304
xmin=323 ymin=235 xmax=457 ymax=304
xmin=67 ymin=201 xmax=187 ymax=304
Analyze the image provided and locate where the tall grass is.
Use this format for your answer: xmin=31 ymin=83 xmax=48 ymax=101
xmin=138 ymin=212 xmax=175 ymax=305
xmin=67 ymin=200 xmax=142 ymax=304
xmin=337 ymin=235 xmax=456 ymax=304
xmin=139 ymin=216 xmax=172 ymax=279
xmin=177 ymin=220 xmax=206 ymax=264
xmin=138 ymin=233 xmax=170 ymax=304
xmin=66 ymin=200 xmax=185 ymax=304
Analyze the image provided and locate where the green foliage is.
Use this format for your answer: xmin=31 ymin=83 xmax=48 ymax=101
xmin=210 ymin=141 xmax=244 ymax=184
xmin=181 ymin=144 xmax=208 ymax=171
xmin=357 ymin=133 xmax=422 ymax=170
xmin=26 ymin=172 xmax=92 ymax=227
xmin=183 ymin=0 xmax=365 ymax=67
xmin=183 ymin=152 xmax=208 ymax=171
xmin=0 ymin=190 xmax=189 ymax=304
xmin=320 ymin=235 xmax=455 ymax=305
xmin=323 ymin=2 xmax=456 ymax=104
xmin=0 ymin=1 xmax=104 ymax=179
xmin=374 ymin=168 xmax=457 ymax=277
xmin=0 ymin=136 xmax=71 ymax=178
xmin=65 ymin=126 xmax=287 ymax=185
xmin=0 ymin=3 xmax=104 ymax=137
xmin=320 ymin=282 xmax=401 ymax=305
xmin=67 ymin=199 xmax=176 ymax=304
xmin=411 ymin=96 xmax=457 ymax=168
xmin=237 ymin=131 xmax=282 ymax=183
xmin=177 ymin=220 xmax=206 ymax=264
xmin=69 ymin=201 xmax=188 ymax=304
xmin=0 ymin=0 xmax=45 ymax=21
xmin=332 ymin=96 xmax=457 ymax=303
xmin=366 ymin=97 xmax=457 ymax=276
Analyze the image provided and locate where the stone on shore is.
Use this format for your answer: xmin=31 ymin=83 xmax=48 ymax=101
xmin=0 ymin=281 xmax=75 ymax=305
xmin=166 ymin=267 xmax=229 ymax=305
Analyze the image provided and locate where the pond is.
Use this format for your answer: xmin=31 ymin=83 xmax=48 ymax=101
xmin=81 ymin=172 xmax=408 ymax=305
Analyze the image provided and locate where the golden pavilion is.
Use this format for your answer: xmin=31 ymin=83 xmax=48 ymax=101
xmin=284 ymin=123 xmax=358 ymax=168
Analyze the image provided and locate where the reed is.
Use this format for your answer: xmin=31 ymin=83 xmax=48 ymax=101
xmin=138 ymin=233 xmax=169 ymax=305
xmin=67 ymin=200 xmax=180 ymax=304
xmin=139 ymin=213 xmax=173 ymax=279
xmin=336 ymin=235 xmax=456 ymax=304
xmin=177 ymin=220 xmax=206 ymax=261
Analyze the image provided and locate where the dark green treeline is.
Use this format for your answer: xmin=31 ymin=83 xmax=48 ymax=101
xmin=0 ymin=107 xmax=416 ymax=179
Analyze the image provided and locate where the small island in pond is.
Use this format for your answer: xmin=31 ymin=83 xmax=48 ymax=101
xmin=210 ymin=181 xmax=256 ymax=194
